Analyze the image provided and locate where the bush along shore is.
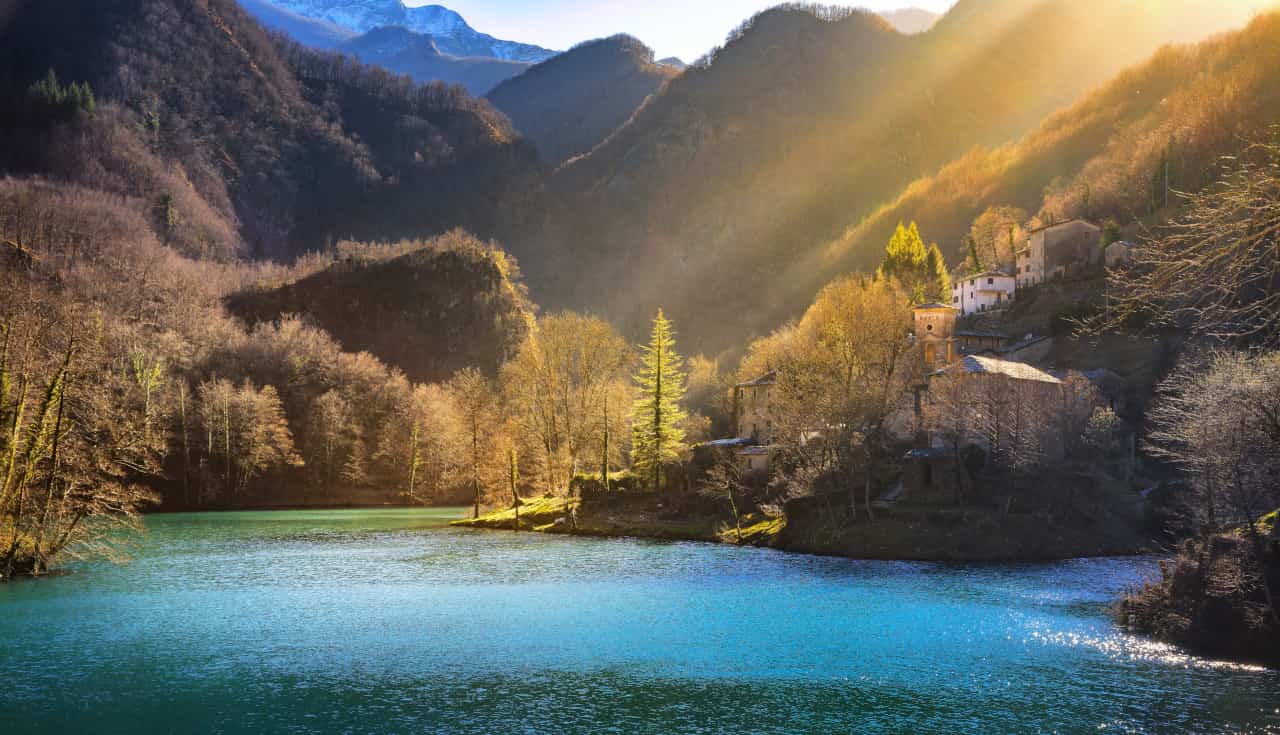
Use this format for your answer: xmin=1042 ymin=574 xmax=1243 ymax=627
xmin=1117 ymin=512 xmax=1280 ymax=667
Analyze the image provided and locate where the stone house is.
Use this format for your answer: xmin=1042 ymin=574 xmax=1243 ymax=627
xmin=1105 ymin=240 xmax=1136 ymax=268
xmin=733 ymin=370 xmax=776 ymax=444
xmin=1016 ymin=220 xmax=1102 ymax=287
xmin=951 ymin=271 xmax=1016 ymax=316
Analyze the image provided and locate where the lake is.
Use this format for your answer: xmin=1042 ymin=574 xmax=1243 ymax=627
xmin=1 ymin=508 xmax=1277 ymax=734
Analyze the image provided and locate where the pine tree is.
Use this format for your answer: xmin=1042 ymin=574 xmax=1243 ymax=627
xmin=879 ymin=221 xmax=931 ymax=304
xmin=924 ymin=243 xmax=950 ymax=304
xmin=965 ymin=236 xmax=983 ymax=274
xmin=631 ymin=310 xmax=688 ymax=492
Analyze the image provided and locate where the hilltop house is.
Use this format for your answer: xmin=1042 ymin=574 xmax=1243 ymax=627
xmin=1016 ymin=220 xmax=1102 ymax=287
xmin=951 ymin=271 xmax=1016 ymax=316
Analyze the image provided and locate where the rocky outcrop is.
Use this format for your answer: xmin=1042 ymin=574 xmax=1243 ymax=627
xmin=1119 ymin=524 xmax=1280 ymax=667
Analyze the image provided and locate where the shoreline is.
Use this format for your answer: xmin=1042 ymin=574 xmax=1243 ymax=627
xmin=143 ymin=503 xmax=462 ymax=515
xmin=451 ymin=494 xmax=1150 ymax=563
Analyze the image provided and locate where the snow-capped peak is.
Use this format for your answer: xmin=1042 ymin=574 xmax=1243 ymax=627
xmin=260 ymin=0 xmax=556 ymax=62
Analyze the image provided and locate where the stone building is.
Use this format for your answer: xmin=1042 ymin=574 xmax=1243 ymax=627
xmin=1016 ymin=220 xmax=1102 ymax=287
xmin=733 ymin=370 xmax=776 ymax=444
xmin=1105 ymin=240 xmax=1136 ymax=268
xmin=913 ymin=303 xmax=959 ymax=370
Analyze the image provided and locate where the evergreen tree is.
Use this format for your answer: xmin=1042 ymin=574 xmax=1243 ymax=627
xmin=878 ymin=221 xmax=931 ymax=304
xmin=924 ymin=243 xmax=951 ymax=304
xmin=965 ymin=236 xmax=983 ymax=274
xmin=631 ymin=310 xmax=688 ymax=492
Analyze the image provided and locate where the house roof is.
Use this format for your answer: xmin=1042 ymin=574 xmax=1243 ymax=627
xmin=704 ymin=437 xmax=755 ymax=449
xmin=954 ymin=271 xmax=1014 ymax=283
xmin=1027 ymin=218 xmax=1099 ymax=235
xmin=736 ymin=370 xmax=777 ymax=388
xmin=912 ymin=303 xmax=956 ymax=311
xmin=933 ymin=355 xmax=1062 ymax=384
xmin=986 ymin=335 xmax=1050 ymax=355
xmin=956 ymin=329 xmax=1008 ymax=340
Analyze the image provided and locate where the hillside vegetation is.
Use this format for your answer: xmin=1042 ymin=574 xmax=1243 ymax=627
xmin=0 ymin=0 xmax=544 ymax=262
xmin=228 ymin=232 xmax=534 ymax=384
xmin=813 ymin=12 xmax=1280 ymax=287
xmin=520 ymin=0 xmax=1279 ymax=355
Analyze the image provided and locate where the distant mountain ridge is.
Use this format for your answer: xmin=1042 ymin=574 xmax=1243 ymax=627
xmin=262 ymin=0 xmax=557 ymax=61
xmin=487 ymin=35 xmax=677 ymax=166
xmin=336 ymin=26 xmax=531 ymax=94
xmin=238 ymin=0 xmax=357 ymax=47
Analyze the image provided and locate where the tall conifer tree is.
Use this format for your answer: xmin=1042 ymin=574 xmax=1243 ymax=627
xmin=924 ymin=243 xmax=951 ymax=304
xmin=631 ymin=310 xmax=688 ymax=492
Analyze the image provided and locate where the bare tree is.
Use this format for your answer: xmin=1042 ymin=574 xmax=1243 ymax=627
xmin=1087 ymin=134 xmax=1280 ymax=348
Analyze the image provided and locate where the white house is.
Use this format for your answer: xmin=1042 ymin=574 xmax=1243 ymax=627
xmin=951 ymin=271 xmax=1016 ymax=316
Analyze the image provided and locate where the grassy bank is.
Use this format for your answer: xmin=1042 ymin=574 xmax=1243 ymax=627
xmin=453 ymin=491 xmax=1144 ymax=561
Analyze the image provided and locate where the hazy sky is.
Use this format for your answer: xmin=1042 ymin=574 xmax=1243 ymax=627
xmin=407 ymin=1 xmax=959 ymax=61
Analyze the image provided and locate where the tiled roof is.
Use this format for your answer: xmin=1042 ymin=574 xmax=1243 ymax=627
xmin=956 ymin=329 xmax=1008 ymax=340
xmin=1027 ymin=218 xmax=1099 ymax=235
xmin=736 ymin=371 xmax=777 ymax=388
xmin=988 ymin=335 xmax=1050 ymax=354
xmin=913 ymin=303 xmax=956 ymax=311
xmin=933 ymin=355 xmax=1062 ymax=384
xmin=704 ymin=438 xmax=754 ymax=448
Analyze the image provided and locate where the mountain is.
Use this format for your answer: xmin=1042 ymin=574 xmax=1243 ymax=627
xmin=262 ymin=0 xmax=557 ymax=61
xmin=0 ymin=0 xmax=546 ymax=262
xmin=878 ymin=8 xmax=941 ymax=34
xmin=513 ymin=0 xmax=1279 ymax=355
xmin=238 ymin=0 xmax=356 ymax=47
xmin=486 ymin=35 xmax=677 ymax=166
xmin=337 ymin=26 xmax=530 ymax=94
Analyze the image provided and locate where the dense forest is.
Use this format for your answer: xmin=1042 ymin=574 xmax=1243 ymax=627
xmin=0 ymin=0 xmax=546 ymax=263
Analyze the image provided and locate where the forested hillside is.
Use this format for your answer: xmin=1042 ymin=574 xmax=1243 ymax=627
xmin=814 ymin=12 xmax=1280 ymax=287
xmin=0 ymin=0 xmax=546 ymax=262
xmin=228 ymin=232 xmax=534 ymax=383
xmin=522 ymin=0 xmax=1278 ymax=355
xmin=0 ymin=0 xmax=551 ymax=522
xmin=486 ymin=35 xmax=677 ymax=166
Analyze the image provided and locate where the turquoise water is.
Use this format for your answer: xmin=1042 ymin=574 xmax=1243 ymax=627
xmin=1 ymin=509 xmax=1277 ymax=735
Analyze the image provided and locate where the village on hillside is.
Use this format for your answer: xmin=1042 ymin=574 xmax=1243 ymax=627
xmin=716 ymin=218 xmax=1141 ymax=512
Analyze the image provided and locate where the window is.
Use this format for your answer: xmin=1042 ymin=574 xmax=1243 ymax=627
xmin=952 ymin=297 xmax=959 ymax=304
xmin=927 ymin=324 xmax=934 ymax=332
xmin=988 ymin=278 xmax=995 ymax=285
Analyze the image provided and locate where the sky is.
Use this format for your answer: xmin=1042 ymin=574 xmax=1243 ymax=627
xmin=408 ymin=1 xmax=959 ymax=62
